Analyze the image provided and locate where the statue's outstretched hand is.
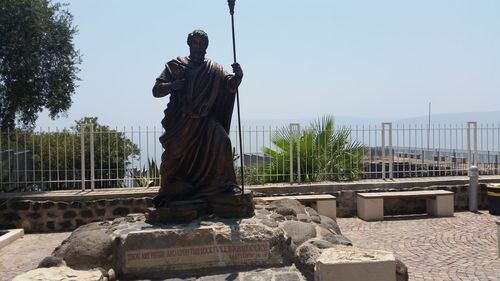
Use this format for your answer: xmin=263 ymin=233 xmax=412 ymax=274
xmin=231 ymin=63 xmax=243 ymax=78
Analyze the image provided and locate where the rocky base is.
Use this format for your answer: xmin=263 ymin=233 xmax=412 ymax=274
xmin=18 ymin=199 xmax=407 ymax=281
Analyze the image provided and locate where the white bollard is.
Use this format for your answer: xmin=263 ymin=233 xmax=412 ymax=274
xmin=468 ymin=166 xmax=479 ymax=212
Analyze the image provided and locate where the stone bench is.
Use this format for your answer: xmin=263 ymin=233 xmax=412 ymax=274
xmin=257 ymin=194 xmax=336 ymax=219
xmin=357 ymin=190 xmax=454 ymax=221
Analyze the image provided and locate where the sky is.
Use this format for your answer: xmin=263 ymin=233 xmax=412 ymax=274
xmin=37 ymin=0 xmax=500 ymax=128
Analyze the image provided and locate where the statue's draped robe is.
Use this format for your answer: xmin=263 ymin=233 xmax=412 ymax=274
xmin=153 ymin=56 xmax=238 ymax=207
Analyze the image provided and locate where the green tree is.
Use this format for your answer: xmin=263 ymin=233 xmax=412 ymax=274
xmin=0 ymin=117 xmax=140 ymax=191
xmin=0 ymin=0 xmax=81 ymax=129
xmin=263 ymin=115 xmax=368 ymax=183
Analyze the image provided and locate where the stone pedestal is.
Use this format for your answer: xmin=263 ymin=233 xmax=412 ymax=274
xmin=114 ymin=217 xmax=288 ymax=279
xmin=314 ymin=246 xmax=396 ymax=281
xmin=146 ymin=190 xmax=254 ymax=223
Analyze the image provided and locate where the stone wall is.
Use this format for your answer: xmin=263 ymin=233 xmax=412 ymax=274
xmin=0 ymin=184 xmax=490 ymax=233
xmin=0 ymin=198 xmax=151 ymax=233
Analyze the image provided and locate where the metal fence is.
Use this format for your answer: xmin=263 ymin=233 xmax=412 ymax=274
xmin=1 ymin=122 xmax=499 ymax=192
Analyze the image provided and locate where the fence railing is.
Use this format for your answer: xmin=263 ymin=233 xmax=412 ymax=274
xmin=1 ymin=122 xmax=499 ymax=192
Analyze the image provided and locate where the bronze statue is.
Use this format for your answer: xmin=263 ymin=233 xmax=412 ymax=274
xmin=151 ymin=30 xmax=244 ymax=209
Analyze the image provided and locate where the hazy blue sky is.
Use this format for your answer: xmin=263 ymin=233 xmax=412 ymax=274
xmin=38 ymin=0 xmax=500 ymax=128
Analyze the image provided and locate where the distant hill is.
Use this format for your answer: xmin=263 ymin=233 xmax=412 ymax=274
xmin=392 ymin=111 xmax=500 ymax=125
xmin=237 ymin=111 xmax=500 ymax=128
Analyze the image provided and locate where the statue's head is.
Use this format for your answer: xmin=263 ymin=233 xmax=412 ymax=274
xmin=187 ymin=30 xmax=208 ymax=62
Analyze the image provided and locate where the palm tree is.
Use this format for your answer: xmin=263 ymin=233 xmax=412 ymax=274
xmin=263 ymin=115 xmax=368 ymax=182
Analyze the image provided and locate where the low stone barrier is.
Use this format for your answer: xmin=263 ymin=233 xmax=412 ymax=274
xmin=0 ymin=182 xmax=491 ymax=233
xmin=0 ymin=198 xmax=151 ymax=232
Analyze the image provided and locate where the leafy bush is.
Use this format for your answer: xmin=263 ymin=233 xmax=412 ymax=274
xmin=263 ymin=115 xmax=368 ymax=182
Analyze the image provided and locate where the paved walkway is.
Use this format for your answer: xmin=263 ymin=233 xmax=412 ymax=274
xmin=338 ymin=211 xmax=500 ymax=281
xmin=0 ymin=232 xmax=70 ymax=281
xmin=1 ymin=212 xmax=499 ymax=280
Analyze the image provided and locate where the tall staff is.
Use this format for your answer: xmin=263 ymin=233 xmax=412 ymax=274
xmin=227 ymin=0 xmax=245 ymax=192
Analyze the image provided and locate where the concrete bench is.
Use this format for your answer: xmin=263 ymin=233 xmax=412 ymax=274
xmin=258 ymin=194 xmax=336 ymax=219
xmin=357 ymin=190 xmax=454 ymax=221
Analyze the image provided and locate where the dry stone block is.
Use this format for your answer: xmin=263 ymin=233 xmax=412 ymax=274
xmin=53 ymin=222 xmax=113 ymax=268
xmin=282 ymin=221 xmax=316 ymax=247
xmin=42 ymin=201 xmax=55 ymax=209
xmin=28 ymin=213 xmax=41 ymax=219
xmin=59 ymin=220 xmax=73 ymax=230
xmin=47 ymin=212 xmax=58 ymax=218
xmin=315 ymin=246 xmax=396 ymax=281
xmin=3 ymin=212 xmax=21 ymax=221
xmin=63 ymin=210 xmax=77 ymax=219
xmin=113 ymin=207 xmax=130 ymax=216
xmin=38 ymin=256 xmax=66 ymax=268
xmin=318 ymin=215 xmax=342 ymax=235
xmin=70 ymin=202 xmax=82 ymax=208
xmin=296 ymin=240 xmax=323 ymax=274
xmin=81 ymin=209 xmax=94 ymax=218
xmin=270 ymin=213 xmax=285 ymax=222
xmin=11 ymin=201 xmax=31 ymax=210
xmin=122 ymin=198 xmax=134 ymax=205
xmin=315 ymin=225 xmax=351 ymax=246
xmin=58 ymin=202 xmax=69 ymax=210
xmin=32 ymin=202 xmax=41 ymax=211
xmin=269 ymin=199 xmax=307 ymax=215
xmin=46 ymin=221 xmax=56 ymax=230
xmin=96 ymin=208 xmax=106 ymax=217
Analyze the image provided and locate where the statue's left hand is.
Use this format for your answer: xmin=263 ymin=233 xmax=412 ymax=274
xmin=232 ymin=63 xmax=243 ymax=78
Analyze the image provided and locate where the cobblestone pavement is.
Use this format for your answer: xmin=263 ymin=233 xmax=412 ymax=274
xmin=338 ymin=211 xmax=500 ymax=281
xmin=0 ymin=232 xmax=70 ymax=281
xmin=1 ymin=212 xmax=499 ymax=281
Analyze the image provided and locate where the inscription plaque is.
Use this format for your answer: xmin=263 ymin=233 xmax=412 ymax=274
xmin=125 ymin=242 xmax=270 ymax=269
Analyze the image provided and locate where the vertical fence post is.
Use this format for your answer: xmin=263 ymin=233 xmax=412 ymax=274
xmin=381 ymin=122 xmax=393 ymax=179
xmin=80 ymin=125 xmax=85 ymax=191
xmin=296 ymin=124 xmax=301 ymax=183
xmin=289 ymin=123 xmax=300 ymax=183
xmin=467 ymin=122 xmax=478 ymax=168
xmin=80 ymin=123 xmax=95 ymax=191
xmin=382 ymin=124 xmax=385 ymax=179
xmin=389 ymin=123 xmax=393 ymax=179
xmin=90 ymin=124 xmax=95 ymax=191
